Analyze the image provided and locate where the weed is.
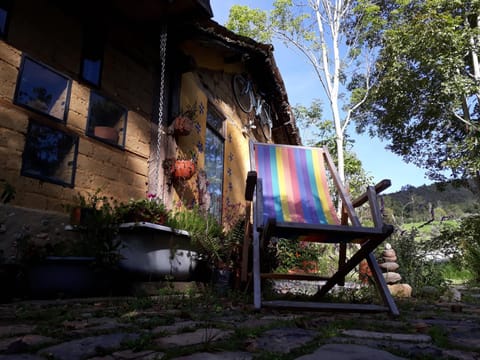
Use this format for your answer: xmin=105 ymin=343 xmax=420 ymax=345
xmin=428 ymin=325 xmax=449 ymax=348
xmin=128 ymin=296 xmax=154 ymax=310
xmin=439 ymin=262 xmax=473 ymax=283
xmin=123 ymin=333 xmax=153 ymax=352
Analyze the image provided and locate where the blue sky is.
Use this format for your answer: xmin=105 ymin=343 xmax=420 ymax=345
xmin=210 ymin=0 xmax=433 ymax=193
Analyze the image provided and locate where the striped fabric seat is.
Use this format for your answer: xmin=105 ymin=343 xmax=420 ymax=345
xmin=246 ymin=141 xmax=399 ymax=315
xmin=254 ymin=143 xmax=339 ymax=226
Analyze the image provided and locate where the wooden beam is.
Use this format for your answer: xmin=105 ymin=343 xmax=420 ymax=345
xmin=352 ymin=179 xmax=391 ymax=208
xmin=245 ymin=171 xmax=257 ymax=201
xmin=262 ymin=300 xmax=389 ymax=313
xmin=259 ymin=273 xmax=330 ymax=281
xmin=322 ymin=147 xmax=361 ymax=227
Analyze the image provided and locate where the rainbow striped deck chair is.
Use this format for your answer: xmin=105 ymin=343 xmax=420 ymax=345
xmin=245 ymin=142 xmax=398 ymax=316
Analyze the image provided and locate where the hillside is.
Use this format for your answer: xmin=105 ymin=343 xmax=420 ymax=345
xmin=383 ymin=181 xmax=479 ymax=223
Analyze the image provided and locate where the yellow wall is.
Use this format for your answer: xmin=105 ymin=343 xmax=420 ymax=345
xmin=173 ymin=40 xmax=257 ymax=227
xmin=0 ymin=0 xmax=267 ymax=228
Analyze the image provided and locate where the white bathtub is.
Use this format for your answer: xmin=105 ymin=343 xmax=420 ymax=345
xmin=118 ymin=222 xmax=199 ymax=280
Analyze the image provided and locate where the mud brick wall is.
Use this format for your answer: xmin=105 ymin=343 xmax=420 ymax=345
xmin=0 ymin=0 xmax=160 ymax=213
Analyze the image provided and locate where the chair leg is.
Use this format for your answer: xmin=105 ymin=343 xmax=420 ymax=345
xmin=366 ymin=253 xmax=399 ymax=316
xmin=241 ymin=217 xmax=252 ymax=283
xmin=315 ymin=238 xmax=383 ymax=297
xmin=314 ymin=238 xmax=399 ymax=316
xmin=338 ymin=243 xmax=347 ymax=286
xmin=252 ymin=229 xmax=261 ymax=309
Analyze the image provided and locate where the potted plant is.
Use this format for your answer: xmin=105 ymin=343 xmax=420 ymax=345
xmin=115 ymin=195 xmax=170 ymax=225
xmin=116 ymin=197 xmax=201 ymax=280
xmin=18 ymin=191 xmax=123 ymax=299
xmin=169 ymin=206 xmax=242 ymax=291
xmin=66 ymin=189 xmax=104 ymax=227
xmin=163 ymin=150 xmax=197 ymax=183
xmin=173 ymin=159 xmax=196 ymax=180
xmin=94 ymin=126 xmax=119 ymax=143
xmin=171 ymin=103 xmax=198 ymax=136
xmin=169 ymin=206 xmax=223 ymax=263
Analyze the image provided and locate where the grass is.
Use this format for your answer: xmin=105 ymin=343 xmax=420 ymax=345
xmin=439 ymin=262 xmax=474 ymax=284
xmin=400 ymin=220 xmax=457 ymax=243
xmin=4 ymin=283 xmax=480 ymax=360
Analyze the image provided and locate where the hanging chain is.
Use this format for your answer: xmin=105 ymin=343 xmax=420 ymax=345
xmin=154 ymin=24 xmax=168 ymax=197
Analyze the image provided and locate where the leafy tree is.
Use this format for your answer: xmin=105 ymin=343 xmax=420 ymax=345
xmin=226 ymin=0 xmax=375 ymax=186
xmin=293 ymin=99 xmax=372 ymax=197
xmin=352 ymin=0 xmax=480 ymax=187
xmin=432 ymin=214 xmax=480 ymax=282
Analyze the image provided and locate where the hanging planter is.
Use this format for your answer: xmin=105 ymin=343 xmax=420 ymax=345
xmin=170 ymin=103 xmax=198 ymax=137
xmin=173 ymin=159 xmax=196 ymax=180
xmin=173 ymin=115 xmax=194 ymax=136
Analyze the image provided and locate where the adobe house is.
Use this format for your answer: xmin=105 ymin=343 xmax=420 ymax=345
xmin=0 ymin=0 xmax=300 ymax=263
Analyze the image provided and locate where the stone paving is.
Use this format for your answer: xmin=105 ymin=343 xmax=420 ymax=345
xmin=0 ymin=287 xmax=479 ymax=360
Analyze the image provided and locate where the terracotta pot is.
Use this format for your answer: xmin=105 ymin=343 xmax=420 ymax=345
xmin=301 ymin=260 xmax=318 ymax=274
xmin=173 ymin=160 xmax=196 ymax=180
xmin=173 ymin=116 xmax=194 ymax=136
xmin=359 ymin=260 xmax=372 ymax=284
xmin=94 ymin=126 xmax=119 ymax=143
xmin=70 ymin=207 xmax=97 ymax=227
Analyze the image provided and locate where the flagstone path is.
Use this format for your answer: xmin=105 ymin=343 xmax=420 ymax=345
xmin=0 ymin=287 xmax=479 ymax=360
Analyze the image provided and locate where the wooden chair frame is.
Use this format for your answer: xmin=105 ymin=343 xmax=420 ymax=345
xmin=244 ymin=142 xmax=399 ymax=316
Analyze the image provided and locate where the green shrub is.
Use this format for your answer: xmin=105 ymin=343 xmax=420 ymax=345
xmin=458 ymin=215 xmax=480 ymax=282
xmin=388 ymin=228 xmax=448 ymax=296
xmin=274 ymin=239 xmax=321 ymax=273
xmin=430 ymin=214 xmax=480 ymax=283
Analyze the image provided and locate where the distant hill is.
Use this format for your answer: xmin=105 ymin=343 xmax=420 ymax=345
xmin=383 ymin=181 xmax=479 ymax=223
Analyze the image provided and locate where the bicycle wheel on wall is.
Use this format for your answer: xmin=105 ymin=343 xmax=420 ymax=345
xmin=232 ymin=74 xmax=254 ymax=113
xmin=259 ymin=101 xmax=272 ymax=139
xmin=259 ymin=102 xmax=272 ymax=127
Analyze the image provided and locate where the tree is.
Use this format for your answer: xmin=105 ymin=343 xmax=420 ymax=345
xmin=226 ymin=0 xmax=374 ymax=186
xmin=293 ymin=99 xmax=372 ymax=197
xmin=352 ymin=0 xmax=480 ymax=189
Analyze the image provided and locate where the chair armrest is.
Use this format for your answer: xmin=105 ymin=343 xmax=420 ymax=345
xmin=245 ymin=171 xmax=257 ymax=201
xmin=352 ymin=179 xmax=391 ymax=208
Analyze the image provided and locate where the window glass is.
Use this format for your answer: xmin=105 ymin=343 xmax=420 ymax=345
xmin=82 ymin=58 xmax=102 ymax=86
xmin=86 ymin=91 xmax=127 ymax=147
xmin=0 ymin=8 xmax=7 ymax=36
xmin=204 ymin=106 xmax=225 ymax=221
xmin=207 ymin=107 xmax=223 ymax=132
xmin=14 ymin=56 xmax=71 ymax=122
xmin=0 ymin=0 xmax=11 ymax=38
xmin=80 ymin=23 xmax=104 ymax=86
xmin=21 ymin=120 xmax=79 ymax=187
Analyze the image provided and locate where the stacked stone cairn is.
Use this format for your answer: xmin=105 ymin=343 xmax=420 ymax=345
xmin=380 ymin=243 xmax=412 ymax=297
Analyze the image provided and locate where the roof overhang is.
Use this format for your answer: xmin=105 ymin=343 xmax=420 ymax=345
xmin=113 ymin=0 xmax=213 ymax=21
xmin=183 ymin=19 xmax=301 ymax=145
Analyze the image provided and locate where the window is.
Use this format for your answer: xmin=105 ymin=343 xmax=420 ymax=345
xmin=14 ymin=56 xmax=72 ymax=123
xmin=21 ymin=120 xmax=79 ymax=187
xmin=86 ymin=91 xmax=127 ymax=148
xmin=80 ymin=22 xmax=104 ymax=86
xmin=0 ymin=0 xmax=12 ymax=38
xmin=204 ymin=104 xmax=225 ymax=221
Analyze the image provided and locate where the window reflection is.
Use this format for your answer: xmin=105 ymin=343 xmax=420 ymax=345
xmin=14 ymin=56 xmax=71 ymax=122
xmin=82 ymin=59 xmax=102 ymax=85
xmin=80 ymin=22 xmax=104 ymax=86
xmin=0 ymin=0 xmax=11 ymax=37
xmin=204 ymin=106 xmax=225 ymax=221
xmin=87 ymin=91 xmax=127 ymax=147
xmin=22 ymin=121 xmax=78 ymax=187
xmin=0 ymin=8 xmax=7 ymax=36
